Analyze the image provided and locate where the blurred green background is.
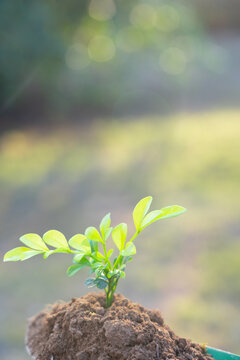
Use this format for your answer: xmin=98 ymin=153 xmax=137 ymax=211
xmin=0 ymin=0 xmax=240 ymax=359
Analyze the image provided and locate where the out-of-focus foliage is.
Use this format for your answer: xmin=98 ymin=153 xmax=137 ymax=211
xmin=0 ymin=110 xmax=240 ymax=359
xmin=0 ymin=0 xmax=206 ymax=115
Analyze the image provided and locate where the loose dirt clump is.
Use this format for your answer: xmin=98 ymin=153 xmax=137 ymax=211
xmin=26 ymin=293 xmax=213 ymax=360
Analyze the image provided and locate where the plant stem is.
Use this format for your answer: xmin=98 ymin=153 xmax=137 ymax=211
xmin=105 ymin=276 xmax=119 ymax=307
xmin=102 ymin=242 xmax=112 ymax=269
xmin=112 ymin=231 xmax=139 ymax=270
xmin=129 ymin=231 xmax=139 ymax=243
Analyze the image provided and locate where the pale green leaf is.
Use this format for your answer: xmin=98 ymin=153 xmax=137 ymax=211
xmin=156 ymin=205 xmax=186 ymax=219
xmin=133 ymin=196 xmax=152 ymax=231
xmin=120 ymin=242 xmax=136 ymax=257
xmin=140 ymin=205 xmax=186 ymax=230
xmin=94 ymin=251 xmax=105 ymax=260
xmin=104 ymin=227 xmax=112 ymax=241
xmin=140 ymin=210 xmax=163 ymax=229
xmin=85 ymin=226 xmax=102 ymax=243
xmin=20 ymin=250 xmax=43 ymax=260
xmin=107 ymin=249 xmax=113 ymax=258
xmin=112 ymin=223 xmax=127 ymax=251
xmin=19 ymin=233 xmax=49 ymax=251
xmin=99 ymin=213 xmax=111 ymax=240
xmin=73 ymin=253 xmax=85 ymax=263
xmin=43 ymin=230 xmax=69 ymax=249
xmin=69 ymin=234 xmax=91 ymax=252
xmin=4 ymin=247 xmax=42 ymax=262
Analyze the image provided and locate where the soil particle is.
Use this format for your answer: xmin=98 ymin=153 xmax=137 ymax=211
xmin=26 ymin=293 xmax=213 ymax=360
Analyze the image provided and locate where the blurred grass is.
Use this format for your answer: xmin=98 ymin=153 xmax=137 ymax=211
xmin=0 ymin=110 xmax=240 ymax=358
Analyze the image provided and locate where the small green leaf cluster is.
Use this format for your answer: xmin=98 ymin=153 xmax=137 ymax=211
xmin=3 ymin=196 xmax=186 ymax=307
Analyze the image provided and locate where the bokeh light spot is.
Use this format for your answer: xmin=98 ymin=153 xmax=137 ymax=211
xmin=160 ymin=47 xmax=187 ymax=75
xmin=130 ymin=4 xmax=157 ymax=30
xmin=65 ymin=44 xmax=89 ymax=70
xmin=88 ymin=35 xmax=115 ymax=62
xmin=156 ymin=5 xmax=179 ymax=32
xmin=116 ymin=27 xmax=144 ymax=52
xmin=89 ymin=0 xmax=116 ymax=21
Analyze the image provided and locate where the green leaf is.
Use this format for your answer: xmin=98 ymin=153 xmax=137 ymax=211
xmin=67 ymin=263 xmax=89 ymax=277
xmin=119 ymin=271 xmax=125 ymax=279
xmin=85 ymin=278 xmax=96 ymax=287
xmin=123 ymin=256 xmax=133 ymax=264
xmin=112 ymin=223 xmax=127 ymax=251
xmin=100 ymin=213 xmax=111 ymax=240
xmin=43 ymin=247 xmax=70 ymax=259
xmin=73 ymin=255 xmax=90 ymax=267
xmin=120 ymin=242 xmax=136 ymax=256
xmin=19 ymin=233 xmax=49 ymax=251
xmin=4 ymin=247 xmax=42 ymax=262
xmin=133 ymin=196 xmax=152 ymax=231
xmin=141 ymin=205 xmax=186 ymax=229
xmin=69 ymin=234 xmax=91 ymax=252
xmin=95 ymin=277 xmax=108 ymax=289
xmin=91 ymin=261 xmax=103 ymax=270
xmin=107 ymin=249 xmax=113 ymax=258
xmin=43 ymin=230 xmax=69 ymax=249
xmin=85 ymin=226 xmax=103 ymax=243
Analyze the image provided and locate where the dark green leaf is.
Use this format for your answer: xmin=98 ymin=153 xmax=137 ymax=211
xmin=113 ymin=256 xmax=118 ymax=265
xmin=95 ymin=277 xmax=108 ymax=289
xmin=89 ymin=239 xmax=98 ymax=253
xmin=85 ymin=278 xmax=96 ymax=287
xmin=67 ymin=263 xmax=89 ymax=277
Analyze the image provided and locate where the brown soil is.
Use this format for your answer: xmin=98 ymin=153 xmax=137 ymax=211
xmin=26 ymin=293 xmax=213 ymax=360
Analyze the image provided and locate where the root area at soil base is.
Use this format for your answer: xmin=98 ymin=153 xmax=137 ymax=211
xmin=26 ymin=293 xmax=213 ymax=360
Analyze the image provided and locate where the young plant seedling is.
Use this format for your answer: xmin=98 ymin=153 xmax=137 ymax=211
xmin=3 ymin=196 xmax=186 ymax=307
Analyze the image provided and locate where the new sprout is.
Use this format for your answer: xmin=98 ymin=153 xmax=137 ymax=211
xmin=3 ymin=196 xmax=186 ymax=307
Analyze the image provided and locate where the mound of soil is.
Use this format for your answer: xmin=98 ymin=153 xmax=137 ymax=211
xmin=26 ymin=293 xmax=213 ymax=360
